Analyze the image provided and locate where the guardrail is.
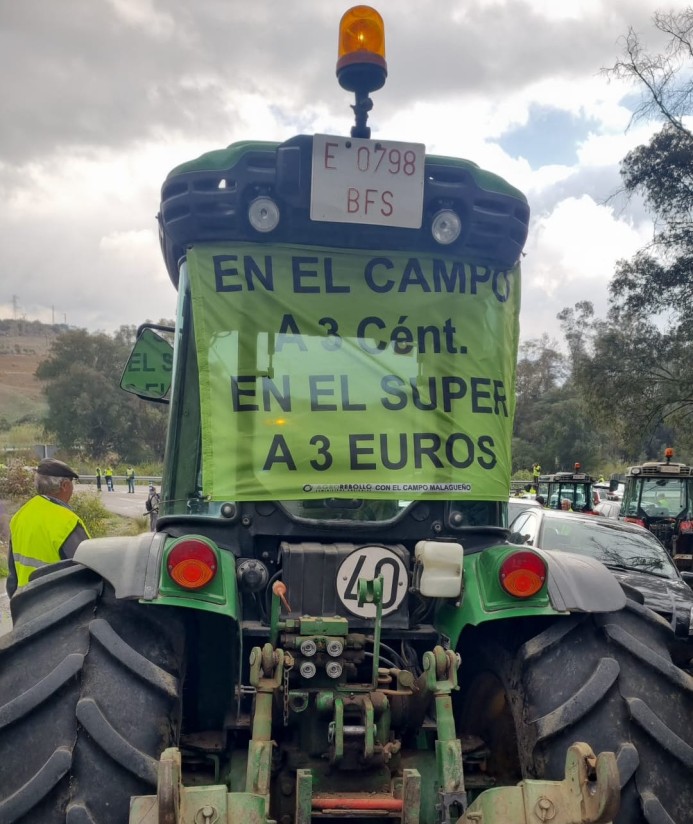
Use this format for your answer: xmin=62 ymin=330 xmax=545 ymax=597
xmin=78 ymin=475 xmax=163 ymax=486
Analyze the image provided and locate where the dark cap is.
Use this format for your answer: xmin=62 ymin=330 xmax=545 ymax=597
xmin=37 ymin=458 xmax=79 ymax=479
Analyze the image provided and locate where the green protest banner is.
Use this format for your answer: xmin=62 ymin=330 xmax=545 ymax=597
xmin=187 ymin=243 xmax=520 ymax=502
xmin=120 ymin=328 xmax=173 ymax=399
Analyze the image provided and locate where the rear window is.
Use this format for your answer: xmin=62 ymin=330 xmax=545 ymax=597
xmin=541 ymin=517 xmax=678 ymax=579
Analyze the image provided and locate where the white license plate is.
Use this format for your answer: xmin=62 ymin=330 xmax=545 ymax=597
xmin=310 ymin=134 xmax=425 ymax=229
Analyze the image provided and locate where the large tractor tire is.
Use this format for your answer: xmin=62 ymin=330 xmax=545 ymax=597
xmin=0 ymin=563 xmax=186 ymax=824
xmin=459 ymin=599 xmax=693 ymax=824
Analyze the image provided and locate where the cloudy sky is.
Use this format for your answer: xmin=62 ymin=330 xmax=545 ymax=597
xmin=0 ymin=0 xmax=681 ymax=343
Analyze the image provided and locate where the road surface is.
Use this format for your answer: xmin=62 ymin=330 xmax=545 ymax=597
xmin=96 ymin=484 xmax=153 ymax=519
xmin=0 ymin=484 xmax=157 ymax=637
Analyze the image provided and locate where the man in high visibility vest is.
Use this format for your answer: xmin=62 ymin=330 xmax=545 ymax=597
xmin=7 ymin=458 xmax=90 ymax=597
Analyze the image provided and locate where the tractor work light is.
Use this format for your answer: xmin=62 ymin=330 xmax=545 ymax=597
xmin=499 ymin=551 xmax=546 ymax=598
xmin=337 ymin=5 xmax=387 ymax=93
xmin=431 ymin=209 xmax=462 ymax=245
xmin=248 ymin=196 xmax=280 ymax=233
xmin=167 ymin=538 xmax=218 ymax=590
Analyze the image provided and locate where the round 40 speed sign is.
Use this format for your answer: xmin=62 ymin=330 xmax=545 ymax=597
xmin=335 ymin=545 xmax=408 ymax=618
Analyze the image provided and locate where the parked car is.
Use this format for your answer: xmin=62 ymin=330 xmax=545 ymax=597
xmin=508 ymin=508 xmax=693 ymax=665
xmin=595 ymin=481 xmax=625 ymax=501
xmin=594 ymin=500 xmax=621 ymax=520
xmin=507 ymin=495 xmax=541 ymax=523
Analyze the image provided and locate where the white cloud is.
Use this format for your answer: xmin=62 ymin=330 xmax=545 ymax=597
xmin=518 ymin=193 xmax=652 ymax=341
xmin=106 ymin=0 xmax=176 ymax=39
xmin=522 ymin=0 xmax=605 ymax=22
xmin=576 ymin=122 xmax=659 ymax=166
xmin=528 ymin=195 xmax=646 ymax=289
xmin=99 ymin=229 xmax=154 ymax=254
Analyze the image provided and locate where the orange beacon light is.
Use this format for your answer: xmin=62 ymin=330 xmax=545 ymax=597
xmin=337 ymin=6 xmax=387 ymax=94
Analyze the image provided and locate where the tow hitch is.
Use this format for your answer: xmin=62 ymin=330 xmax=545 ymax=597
xmin=460 ymin=743 xmax=619 ymax=824
xmin=130 ymin=742 xmax=619 ymax=824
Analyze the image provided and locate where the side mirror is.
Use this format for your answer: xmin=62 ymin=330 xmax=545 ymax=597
xmin=120 ymin=327 xmax=173 ymax=401
xmin=680 ymin=570 xmax=693 ymax=590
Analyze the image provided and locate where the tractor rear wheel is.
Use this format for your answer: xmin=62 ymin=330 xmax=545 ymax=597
xmin=0 ymin=564 xmax=185 ymax=823
xmin=459 ymin=599 xmax=693 ymax=824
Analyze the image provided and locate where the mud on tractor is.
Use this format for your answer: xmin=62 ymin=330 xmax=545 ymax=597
xmin=1 ymin=8 xmax=693 ymax=824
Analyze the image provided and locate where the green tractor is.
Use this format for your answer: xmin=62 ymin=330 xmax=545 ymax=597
xmin=1 ymin=8 xmax=692 ymax=824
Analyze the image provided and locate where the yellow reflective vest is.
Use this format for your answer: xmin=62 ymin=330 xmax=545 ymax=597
xmin=9 ymin=496 xmax=90 ymax=589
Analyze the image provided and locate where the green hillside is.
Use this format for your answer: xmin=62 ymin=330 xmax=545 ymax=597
xmin=0 ymin=319 xmax=63 ymax=430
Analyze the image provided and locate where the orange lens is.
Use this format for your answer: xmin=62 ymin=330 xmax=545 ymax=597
xmin=499 ymin=552 xmax=546 ymax=598
xmin=624 ymin=516 xmax=646 ymax=528
xmin=338 ymin=6 xmax=386 ymax=59
xmin=167 ymin=539 xmax=217 ymax=590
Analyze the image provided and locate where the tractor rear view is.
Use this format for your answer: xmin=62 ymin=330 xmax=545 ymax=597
xmin=537 ymin=465 xmax=596 ymax=513
xmin=620 ymin=449 xmax=693 ymax=571
xmin=1 ymin=8 xmax=693 ymax=824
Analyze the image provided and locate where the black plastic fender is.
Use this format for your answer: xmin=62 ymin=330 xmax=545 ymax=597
xmin=533 ymin=548 xmax=627 ymax=613
xmin=73 ymin=532 xmax=167 ymax=600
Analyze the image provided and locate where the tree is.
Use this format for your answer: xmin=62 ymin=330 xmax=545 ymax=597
xmin=556 ymin=301 xmax=594 ymax=365
xmin=515 ymin=334 xmax=567 ymax=402
xmin=609 ymin=10 xmax=693 ymax=130
xmin=573 ymin=316 xmax=692 ymax=453
xmin=606 ymin=10 xmax=693 ymax=334
xmin=36 ymin=329 xmax=167 ymax=461
xmin=579 ymin=9 xmax=693 ymax=447
xmin=511 ymin=336 xmax=601 ymax=473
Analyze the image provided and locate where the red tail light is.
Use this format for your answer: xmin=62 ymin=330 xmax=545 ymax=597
xmin=167 ymin=539 xmax=218 ymax=590
xmin=499 ymin=551 xmax=546 ymax=598
xmin=680 ymin=520 xmax=693 ymax=533
xmin=624 ymin=517 xmax=646 ymax=528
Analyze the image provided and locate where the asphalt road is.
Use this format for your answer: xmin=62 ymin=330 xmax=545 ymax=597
xmin=96 ymin=484 xmax=153 ymax=519
xmin=0 ymin=484 xmax=155 ymax=637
